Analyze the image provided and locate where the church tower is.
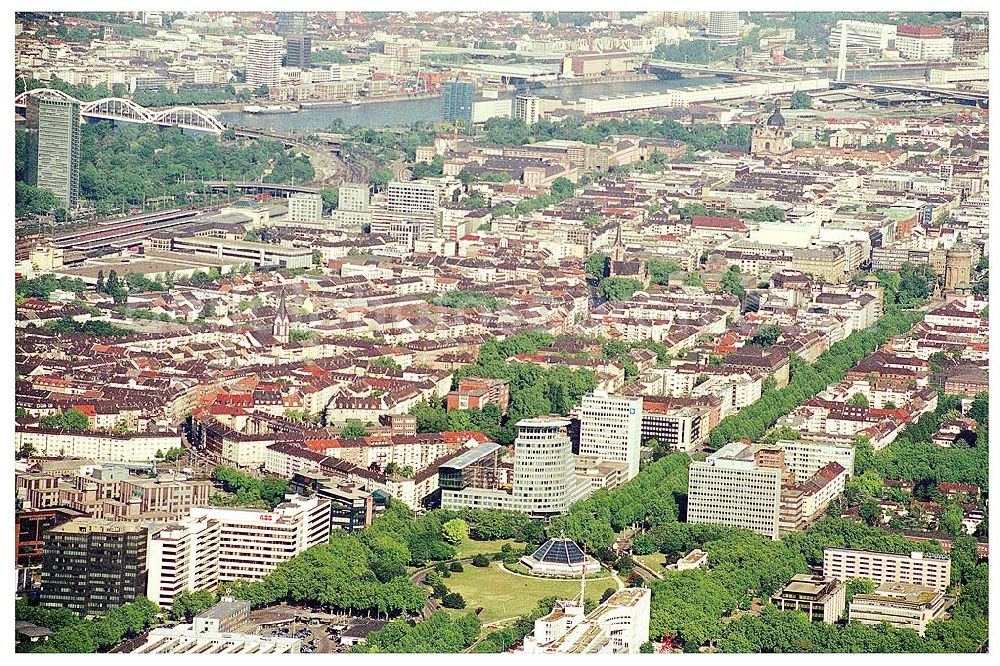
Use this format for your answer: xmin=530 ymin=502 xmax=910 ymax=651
xmin=273 ymin=290 xmax=290 ymax=344
xmin=750 ymin=99 xmax=794 ymax=157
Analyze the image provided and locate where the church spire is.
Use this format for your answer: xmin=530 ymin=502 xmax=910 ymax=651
xmin=273 ymin=290 xmax=290 ymax=344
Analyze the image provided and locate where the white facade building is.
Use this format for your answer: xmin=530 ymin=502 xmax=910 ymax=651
xmin=14 ymin=427 xmax=181 ymax=463
xmin=387 ymin=180 xmax=440 ymax=214
xmin=514 ymin=94 xmax=543 ymax=125
xmin=246 ymin=34 xmax=284 ymax=88
xmin=772 ymin=439 xmax=855 ymax=484
xmin=287 ymin=193 xmax=323 ymax=223
xmin=441 ymin=418 xmax=592 ymax=517
xmin=523 ymin=588 xmax=651 ymax=654
xmin=190 ymin=494 xmax=331 ymax=582
xmin=823 ymin=548 xmax=952 ymax=592
xmin=147 ymin=515 xmax=222 ymax=608
xmin=687 ymin=442 xmax=783 ymax=540
xmin=578 ymin=391 xmax=643 ymax=479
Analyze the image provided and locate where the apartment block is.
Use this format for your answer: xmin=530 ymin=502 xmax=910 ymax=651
xmin=578 ymin=391 xmax=643 ymax=479
xmin=772 ymin=438 xmax=856 ymax=484
xmin=287 ymin=192 xmax=323 ymax=223
xmin=446 ymin=376 xmax=510 ymax=414
xmin=823 ymin=548 xmax=952 ymax=592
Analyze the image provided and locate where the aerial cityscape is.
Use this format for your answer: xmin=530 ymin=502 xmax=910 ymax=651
xmin=12 ymin=8 xmax=990 ymax=655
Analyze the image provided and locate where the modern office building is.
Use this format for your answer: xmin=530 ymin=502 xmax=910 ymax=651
xmin=146 ymin=515 xmax=222 ymax=609
xmin=522 ymin=588 xmax=651 ymax=654
xmin=822 ymin=548 xmax=952 ymax=592
xmin=246 ymin=34 xmax=284 ymax=88
xmin=441 ymin=81 xmax=474 ymax=125
xmin=284 ymin=35 xmax=312 ymax=69
xmin=514 ymin=93 xmax=542 ymax=125
xmin=287 ymin=471 xmax=379 ymax=532
xmin=641 ymin=404 xmax=707 ymax=453
xmin=40 ymin=518 xmax=149 ymax=614
xmin=770 ymin=574 xmax=846 ymax=624
xmin=707 ymin=12 xmax=740 ymax=44
xmin=441 ymin=418 xmax=592 ymax=517
xmin=849 ymin=582 xmax=946 ymax=636
xmin=578 ymin=391 xmax=643 ymax=479
xmin=686 ymin=442 xmax=783 ymax=539
xmin=387 ymin=180 xmax=440 ymax=214
xmin=329 ymin=182 xmax=372 ymax=229
xmin=191 ymin=494 xmax=331 ymax=582
xmin=36 ymin=96 xmax=81 ymax=210
xmin=288 ymin=192 xmax=323 ymax=222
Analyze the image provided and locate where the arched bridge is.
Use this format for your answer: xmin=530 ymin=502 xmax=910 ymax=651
xmin=15 ymin=89 xmax=227 ymax=134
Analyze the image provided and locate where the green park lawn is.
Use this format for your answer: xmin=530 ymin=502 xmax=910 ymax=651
xmin=443 ymin=562 xmax=613 ymax=625
xmin=634 ymin=552 xmax=670 ymax=577
xmin=453 ymin=538 xmax=526 ymax=559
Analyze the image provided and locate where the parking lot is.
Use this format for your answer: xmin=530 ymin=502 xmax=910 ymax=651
xmin=250 ymin=605 xmax=354 ymax=653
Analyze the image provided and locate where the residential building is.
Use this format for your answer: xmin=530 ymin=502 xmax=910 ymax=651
xmin=41 ymin=518 xmax=149 ymax=614
xmin=446 ymin=376 xmax=510 ymax=413
xmin=849 ymin=582 xmax=946 ymax=636
xmin=772 ymin=439 xmax=855 ymax=484
xmin=822 ymin=548 xmax=952 ymax=592
xmin=146 ymin=515 xmax=222 ymax=609
xmin=387 ymin=180 xmax=440 ymax=214
xmin=190 ymin=494 xmax=331 ymax=582
xmin=523 ymin=588 xmax=651 ymax=654
xmin=441 ymin=81 xmax=474 ymax=126
xmin=770 ymin=574 xmax=846 ymax=624
xmin=578 ymin=391 xmax=643 ymax=478
xmin=288 ymin=192 xmax=323 ymax=223
xmin=687 ymin=442 xmax=783 ymax=539
xmin=514 ymin=93 xmax=543 ymax=125
xmin=36 ymin=96 xmax=81 ymax=209
xmin=246 ymin=34 xmax=284 ymax=88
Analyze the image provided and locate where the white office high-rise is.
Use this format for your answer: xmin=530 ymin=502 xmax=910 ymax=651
xmin=578 ymin=391 xmax=643 ymax=479
xmin=246 ymin=34 xmax=284 ymax=88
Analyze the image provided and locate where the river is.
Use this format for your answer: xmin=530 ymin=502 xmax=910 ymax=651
xmin=215 ymin=67 xmax=928 ymax=134
xmin=216 ymin=76 xmax=725 ymax=133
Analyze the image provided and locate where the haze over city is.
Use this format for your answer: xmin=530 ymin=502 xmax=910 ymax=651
xmin=11 ymin=7 xmax=990 ymax=657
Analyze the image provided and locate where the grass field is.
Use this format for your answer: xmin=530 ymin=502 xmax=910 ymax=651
xmin=443 ymin=562 xmax=613 ymax=624
xmin=454 ymin=538 xmax=526 ymax=559
xmin=634 ymin=552 xmax=670 ymax=576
